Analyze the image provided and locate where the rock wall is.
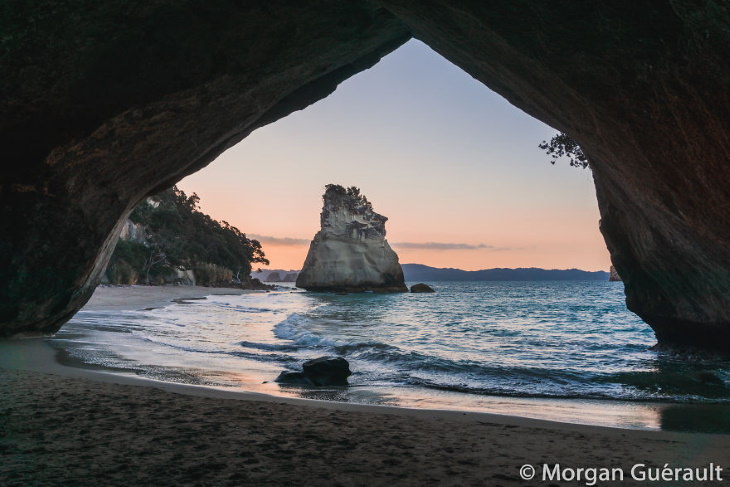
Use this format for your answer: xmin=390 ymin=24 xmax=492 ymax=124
xmin=118 ymin=219 xmax=146 ymax=244
xmin=296 ymin=185 xmax=407 ymax=292
xmin=375 ymin=0 xmax=730 ymax=351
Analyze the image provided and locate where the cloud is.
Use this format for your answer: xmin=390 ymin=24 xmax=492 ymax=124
xmin=391 ymin=242 xmax=497 ymax=250
xmin=249 ymin=235 xmax=507 ymax=251
xmin=249 ymin=234 xmax=310 ymax=246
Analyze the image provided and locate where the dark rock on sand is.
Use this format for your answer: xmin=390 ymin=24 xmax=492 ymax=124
xmin=244 ymin=278 xmax=273 ymax=291
xmin=303 ymin=357 xmax=352 ymax=385
xmin=275 ymin=371 xmax=315 ymax=386
xmin=410 ymin=283 xmax=435 ymax=293
xmin=276 ymin=357 xmax=352 ymax=386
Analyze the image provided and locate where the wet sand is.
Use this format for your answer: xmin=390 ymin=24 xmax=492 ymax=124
xmin=84 ymin=284 xmax=256 ymax=311
xmin=2 ymin=286 xmax=730 ymax=486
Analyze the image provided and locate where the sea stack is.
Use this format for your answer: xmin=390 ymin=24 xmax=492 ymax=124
xmin=296 ymin=185 xmax=407 ymax=293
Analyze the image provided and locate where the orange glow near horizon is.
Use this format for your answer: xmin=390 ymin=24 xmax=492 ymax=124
xmin=247 ymin=232 xmax=609 ymax=273
xmin=179 ymin=40 xmax=612 ymax=273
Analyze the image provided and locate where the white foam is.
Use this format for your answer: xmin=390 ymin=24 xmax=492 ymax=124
xmin=273 ymin=314 xmax=341 ymax=348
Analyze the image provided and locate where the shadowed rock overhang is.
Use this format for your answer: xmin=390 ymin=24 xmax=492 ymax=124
xmin=1 ymin=1 xmax=729 ymax=352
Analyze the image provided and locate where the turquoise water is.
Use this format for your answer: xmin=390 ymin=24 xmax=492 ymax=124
xmin=50 ymin=281 xmax=730 ymax=428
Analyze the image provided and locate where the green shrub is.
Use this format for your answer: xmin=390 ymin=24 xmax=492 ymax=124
xmin=106 ymin=186 xmax=268 ymax=285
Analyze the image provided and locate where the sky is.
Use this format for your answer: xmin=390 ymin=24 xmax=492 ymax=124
xmin=179 ymin=40 xmax=609 ymax=272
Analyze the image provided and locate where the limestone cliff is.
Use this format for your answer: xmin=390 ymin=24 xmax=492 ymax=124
xmin=118 ymin=219 xmax=146 ymax=244
xmin=296 ymin=185 xmax=407 ymax=293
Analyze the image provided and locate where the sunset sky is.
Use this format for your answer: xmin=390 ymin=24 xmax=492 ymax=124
xmin=179 ymin=40 xmax=609 ymax=272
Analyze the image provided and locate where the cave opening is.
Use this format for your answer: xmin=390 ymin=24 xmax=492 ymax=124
xmin=58 ymin=40 xmax=671 ymax=420
xmin=177 ymin=39 xmax=608 ymax=275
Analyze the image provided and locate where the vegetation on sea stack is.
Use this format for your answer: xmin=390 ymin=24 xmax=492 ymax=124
xmin=106 ymin=187 xmax=268 ymax=286
xmin=324 ymin=184 xmax=372 ymax=209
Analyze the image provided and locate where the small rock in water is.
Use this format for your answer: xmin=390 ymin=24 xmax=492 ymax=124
xmin=410 ymin=283 xmax=435 ymax=293
xmin=275 ymin=356 xmax=352 ymax=386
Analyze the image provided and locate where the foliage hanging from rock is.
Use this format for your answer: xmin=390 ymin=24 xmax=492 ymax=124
xmin=539 ymin=132 xmax=589 ymax=169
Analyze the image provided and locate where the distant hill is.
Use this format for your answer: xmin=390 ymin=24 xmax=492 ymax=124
xmin=252 ymin=269 xmax=300 ymax=282
xmin=106 ymin=186 xmax=268 ymax=287
xmin=402 ymin=264 xmax=609 ymax=281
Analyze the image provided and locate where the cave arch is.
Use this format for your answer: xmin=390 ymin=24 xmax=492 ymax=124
xmin=1 ymin=1 xmax=729 ymax=351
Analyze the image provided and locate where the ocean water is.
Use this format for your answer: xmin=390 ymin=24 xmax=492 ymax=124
xmin=49 ymin=281 xmax=730 ymax=430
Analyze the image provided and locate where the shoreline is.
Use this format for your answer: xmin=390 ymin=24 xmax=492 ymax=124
xmin=0 ymin=337 xmax=643 ymax=430
xmin=3 ymin=339 xmax=730 ymax=486
xmin=8 ymin=336 xmax=730 ymax=435
xmin=0 ymin=337 xmax=680 ymax=432
xmin=22 ymin=284 xmax=730 ymax=433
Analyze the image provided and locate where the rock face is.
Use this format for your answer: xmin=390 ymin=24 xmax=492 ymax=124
xmin=0 ymin=2 xmax=409 ymax=336
xmin=296 ymin=185 xmax=407 ymax=293
xmin=118 ymin=220 xmax=146 ymax=244
xmin=609 ymin=266 xmax=622 ymax=282
xmin=1 ymin=1 xmax=730 ymax=352
xmin=276 ymin=356 xmax=352 ymax=387
xmin=410 ymin=283 xmax=435 ymax=293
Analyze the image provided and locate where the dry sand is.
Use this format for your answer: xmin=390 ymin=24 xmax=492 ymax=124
xmin=2 ymin=286 xmax=730 ymax=486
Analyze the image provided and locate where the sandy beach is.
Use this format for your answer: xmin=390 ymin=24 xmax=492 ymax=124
xmin=2 ymin=286 xmax=730 ymax=486
xmin=83 ymin=284 xmax=255 ymax=311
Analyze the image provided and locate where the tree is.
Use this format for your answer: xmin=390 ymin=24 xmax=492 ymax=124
xmin=325 ymin=184 xmax=372 ymax=210
xmin=539 ymin=132 xmax=589 ymax=169
xmin=142 ymin=246 xmax=169 ymax=285
xmin=109 ymin=186 xmax=269 ymax=285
